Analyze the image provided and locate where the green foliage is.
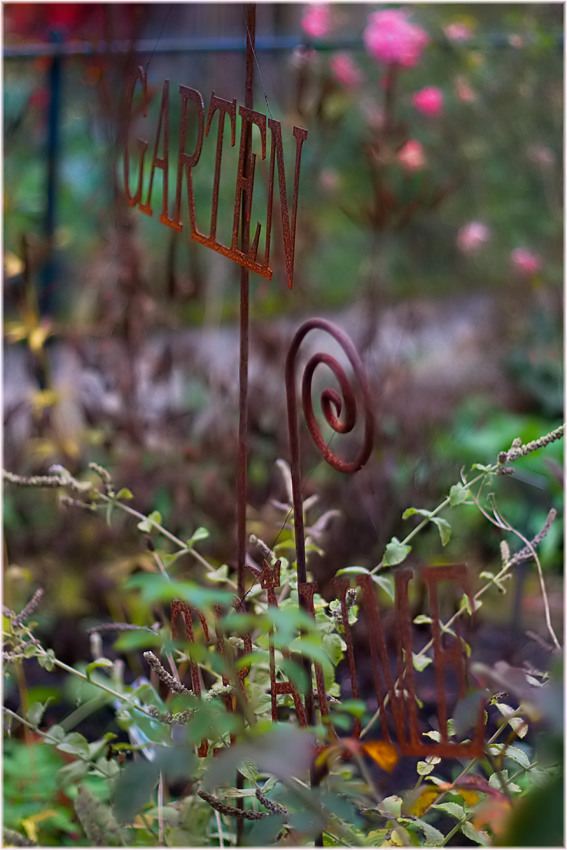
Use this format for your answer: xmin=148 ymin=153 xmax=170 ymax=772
xmin=2 ymin=418 xmax=563 ymax=846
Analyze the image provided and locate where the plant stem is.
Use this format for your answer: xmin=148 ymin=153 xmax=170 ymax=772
xmin=369 ymin=470 xmax=489 ymax=576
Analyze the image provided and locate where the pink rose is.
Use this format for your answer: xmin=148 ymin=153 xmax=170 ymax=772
xmin=363 ymin=9 xmax=429 ymax=68
xmin=330 ymin=52 xmax=363 ymax=88
xmin=412 ymin=86 xmax=443 ymax=117
xmin=444 ymin=23 xmax=473 ymax=42
xmin=301 ymin=3 xmax=330 ymax=39
xmin=457 ymin=222 xmax=491 ymax=253
xmin=397 ymin=139 xmax=426 ymax=172
xmin=511 ymin=248 xmax=541 ymax=276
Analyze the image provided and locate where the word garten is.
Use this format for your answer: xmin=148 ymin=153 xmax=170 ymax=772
xmin=123 ymin=67 xmax=307 ymax=288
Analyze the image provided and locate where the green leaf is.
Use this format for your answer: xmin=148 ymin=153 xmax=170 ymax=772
xmin=449 ymin=483 xmax=470 ymax=507
xmin=422 ymin=730 xmax=441 ymax=742
xmin=236 ymin=758 xmax=259 ymax=782
xmin=416 ymin=760 xmax=436 ymax=776
xmin=412 ymin=652 xmax=432 ymax=672
xmin=335 ymin=565 xmax=369 ymax=576
xmin=47 ymin=724 xmax=66 ymax=743
xmin=383 ymin=538 xmax=411 ymax=567
xmin=495 ymin=703 xmax=528 ymax=738
xmin=432 ymin=517 xmax=451 ymax=546
xmin=207 ymin=564 xmax=230 ymax=583
xmin=433 ymin=801 xmax=466 ymax=820
xmin=489 ymin=771 xmax=521 ymax=794
xmin=186 ymin=527 xmax=210 ymax=547
xmin=38 ymin=648 xmax=56 ymax=671
xmin=288 ymin=636 xmax=332 ymax=669
xmin=402 ymin=816 xmax=445 ymax=845
xmin=116 ymin=488 xmax=133 ymax=500
xmin=378 ymin=795 xmax=402 ymax=818
xmin=402 ymin=507 xmax=432 ymax=521
xmin=413 ymin=614 xmax=433 ymax=625
xmin=372 ymin=573 xmax=395 ymax=601
xmin=86 ymin=659 xmax=114 ymax=679
xmin=57 ymin=759 xmax=89 ymax=787
xmin=26 ymin=700 xmax=52 ymax=727
xmin=137 ymin=510 xmax=162 ymax=533
xmin=56 ymin=732 xmax=90 ymax=758
xmin=502 ymin=744 xmax=531 ymax=770
xmin=460 ymin=820 xmax=489 ymax=845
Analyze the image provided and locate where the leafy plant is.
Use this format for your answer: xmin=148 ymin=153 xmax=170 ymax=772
xmin=3 ymin=423 xmax=563 ymax=846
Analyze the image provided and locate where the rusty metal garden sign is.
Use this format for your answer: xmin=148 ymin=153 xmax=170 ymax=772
xmin=122 ymin=5 xmax=484 ymax=760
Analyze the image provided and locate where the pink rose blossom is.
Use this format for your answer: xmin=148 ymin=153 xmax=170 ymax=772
xmin=301 ymin=3 xmax=330 ymax=39
xmin=457 ymin=222 xmax=491 ymax=253
xmin=511 ymin=248 xmax=541 ymax=276
xmin=330 ymin=52 xmax=363 ymax=88
xmin=363 ymin=9 xmax=429 ymax=68
xmin=412 ymin=86 xmax=443 ymax=117
xmin=397 ymin=140 xmax=426 ymax=172
xmin=444 ymin=23 xmax=473 ymax=42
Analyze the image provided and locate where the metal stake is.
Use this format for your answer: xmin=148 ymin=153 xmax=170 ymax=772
xmin=237 ymin=4 xmax=256 ymax=603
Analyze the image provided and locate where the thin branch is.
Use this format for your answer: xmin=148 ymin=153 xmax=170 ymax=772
xmin=143 ymin=651 xmax=191 ymax=695
xmin=197 ymin=790 xmax=269 ymax=820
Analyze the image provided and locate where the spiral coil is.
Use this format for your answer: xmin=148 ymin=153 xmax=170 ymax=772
xmin=285 ymin=318 xmax=375 ymax=584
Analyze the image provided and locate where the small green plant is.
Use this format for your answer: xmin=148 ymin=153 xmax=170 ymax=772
xmin=3 ymin=424 xmax=563 ymax=846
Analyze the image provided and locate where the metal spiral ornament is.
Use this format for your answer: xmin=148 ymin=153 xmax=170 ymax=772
xmin=285 ymin=318 xmax=375 ymax=585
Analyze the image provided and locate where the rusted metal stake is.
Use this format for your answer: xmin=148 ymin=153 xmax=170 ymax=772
xmin=285 ymin=318 xmax=374 ymax=734
xmin=236 ymin=6 xmax=256 ymax=842
xmin=237 ymin=4 xmax=256 ymax=603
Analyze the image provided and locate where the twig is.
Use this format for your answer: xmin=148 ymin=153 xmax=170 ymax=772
xmin=11 ymin=589 xmax=44 ymax=628
xmin=197 ymin=790 xmax=269 ymax=820
xmin=143 ymin=651 xmax=191 ymax=695
xmin=255 ymin=788 xmax=290 ymax=815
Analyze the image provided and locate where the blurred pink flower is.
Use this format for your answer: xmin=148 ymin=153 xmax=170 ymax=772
xmin=455 ymin=76 xmax=476 ymax=102
xmin=319 ymin=169 xmax=340 ymax=192
xmin=457 ymin=222 xmax=491 ymax=253
xmin=301 ymin=3 xmax=330 ymax=39
xmin=526 ymin=144 xmax=555 ymax=167
xmin=511 ymin=248 xmax=541 ymax=275
xmin=330 ymin=52 xmax=363 ymax=88
xmin=397 ymin=140 xmax=426 ymax=172
xmin=412 ymin=86 xmax=443 ymax=117
xmin=364 ymin=9 xmax=429 ymax=68
xmin=444 ymin=23 xmax=473 ymax=42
